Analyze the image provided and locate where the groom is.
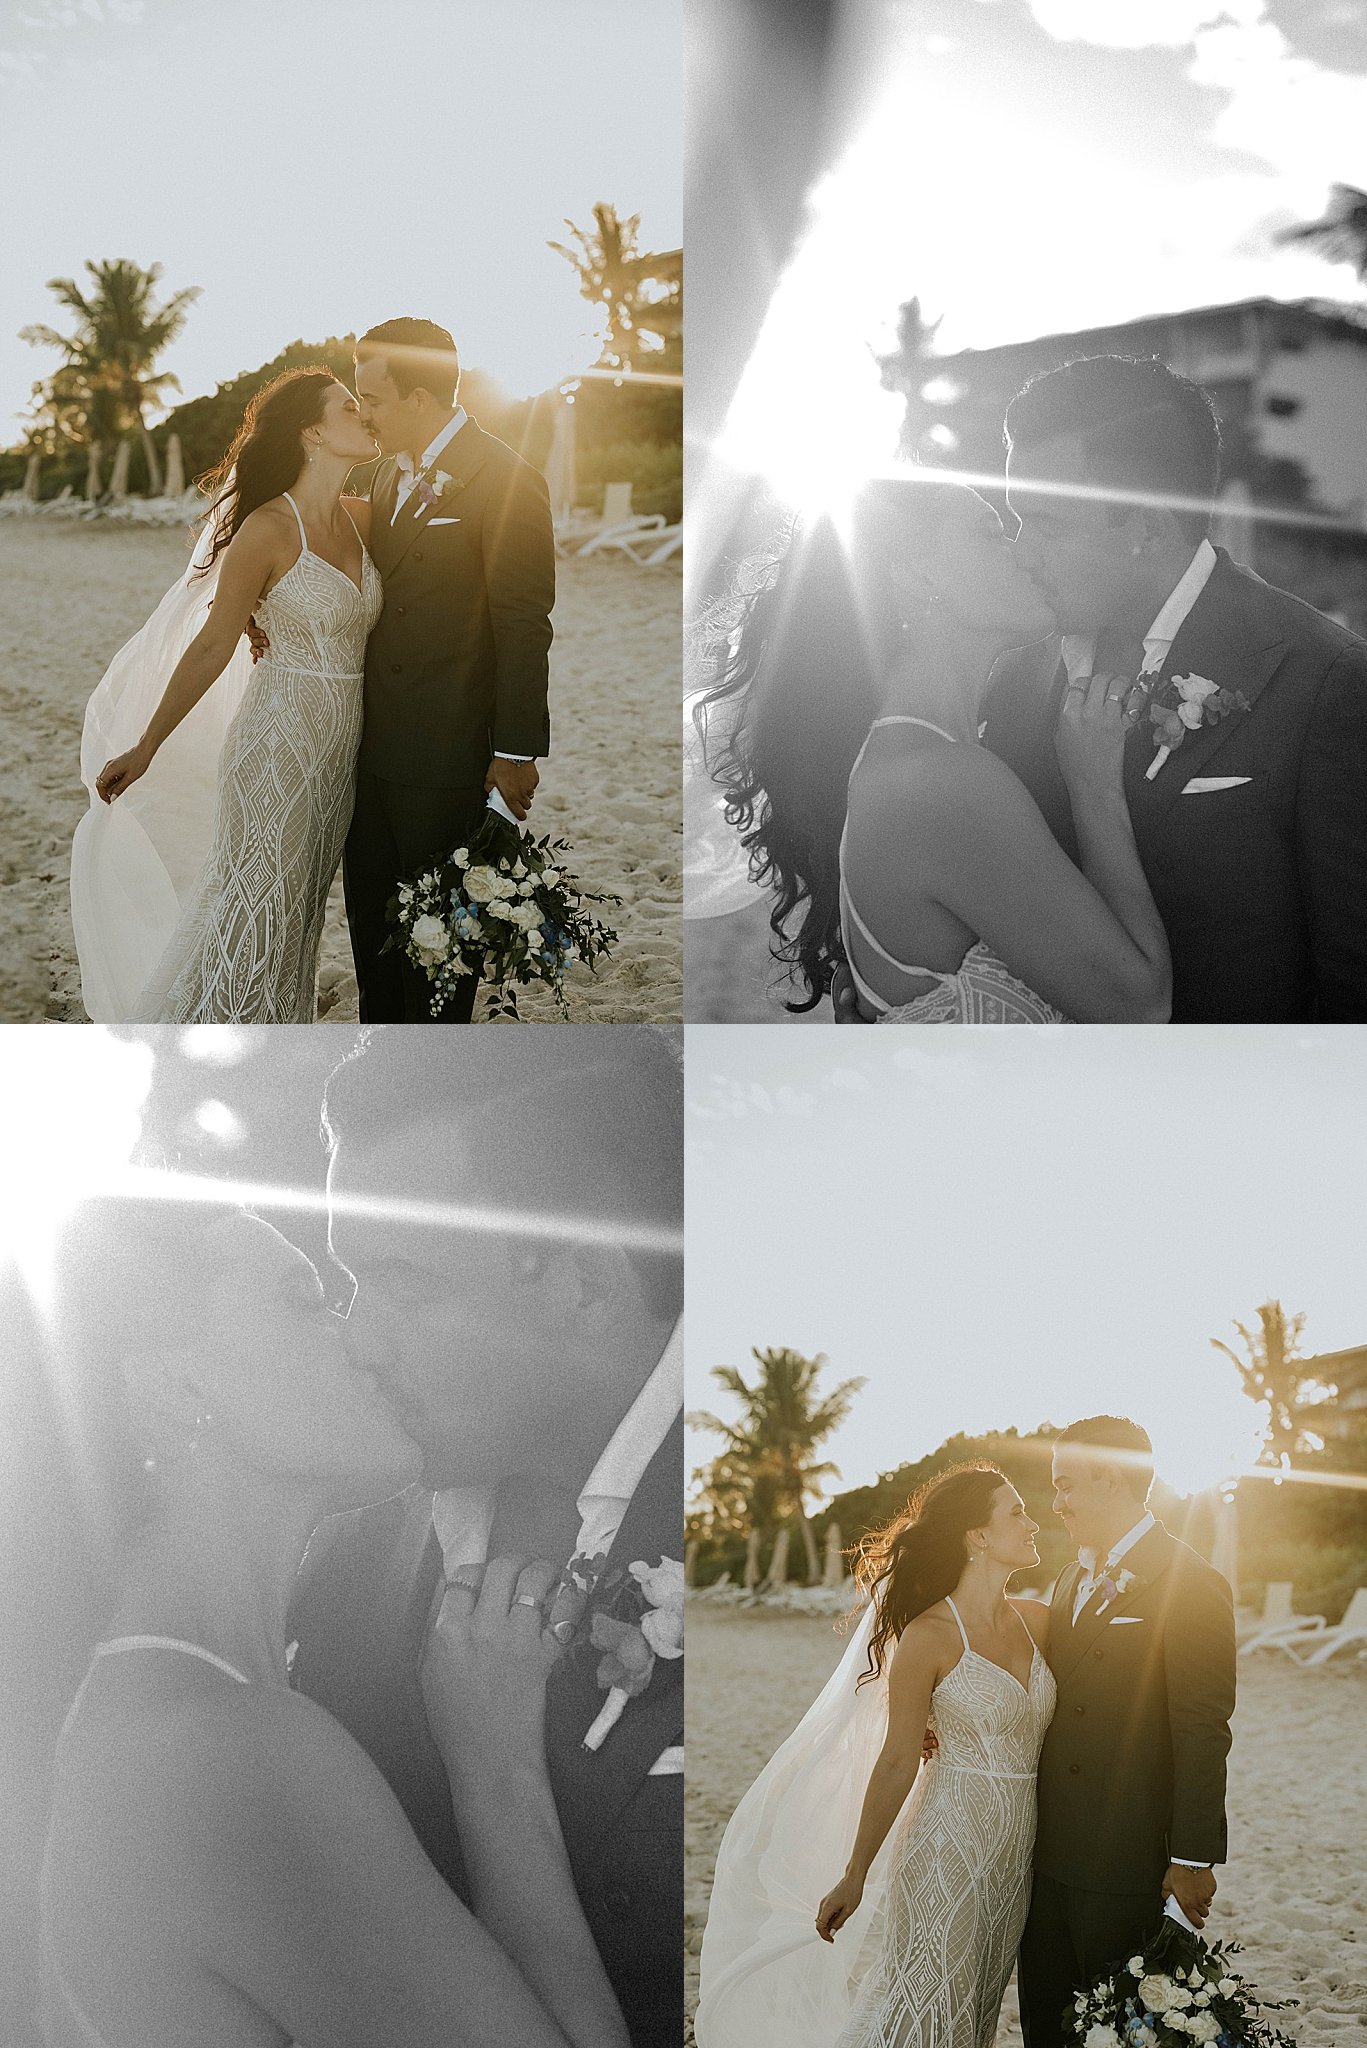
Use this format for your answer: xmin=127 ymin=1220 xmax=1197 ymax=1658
xmin=348 ymin=317 xmax=556 ymax=1023
xmin=987 ymin=352 xmax=1367 ymax=1021
xmin=1018 ymin=1415 xmax=1236 ymax=2048
xmin=288 ymin=1029 xmax=683 ymax=2047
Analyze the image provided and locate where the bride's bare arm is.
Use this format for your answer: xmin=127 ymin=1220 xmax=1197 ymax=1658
xmin=816 ymin=1616 xmax=942 ymax=1940
xmin=95 ymin=513 xmax=283 ymax=803
xmin=122 ymin=1685 xmax=607 ymax=2048
xmin=854 ymin=683 xmax=1171 ymax=1021
xmin=421 ymin=1558 xmax=632 ymax=2048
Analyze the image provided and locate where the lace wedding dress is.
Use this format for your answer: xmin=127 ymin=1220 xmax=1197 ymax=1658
xmin=696 ymin=1598 xmax=1056 ymax=2048
xmin=71 ymin=493 xmax=381 ymax=1022
xmin=836 ymin=1599 xmax=1056 ymax=2048
xmin=839 ymin=718 xmax=1069 ymax=1024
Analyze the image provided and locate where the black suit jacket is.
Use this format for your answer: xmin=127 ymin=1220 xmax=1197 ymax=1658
xmin=362 ymin=417 xmax=555 ymax=791
xmin=984 ymin=550 xmax=1367 ymax=1020
xmin=288 ymin=1414 xmax=683 ymax=2048
xmin=1035 ymin=1523 xmax=1235 ymax=1897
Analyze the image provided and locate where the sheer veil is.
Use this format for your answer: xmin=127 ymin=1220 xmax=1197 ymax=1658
xmin=69 ymin=494 xmax=255 ymax=1021
xmin=695 ymin=1600 xmax=906 ymax=2048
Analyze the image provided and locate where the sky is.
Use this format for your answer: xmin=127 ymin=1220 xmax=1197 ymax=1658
xmin=714 ymin=0 xmax=1367 ymax=487
xmin=685 ymin=1026 xmax=1367 ymax=1505
xmin=0 ymin=0 xmax=681 ymax=441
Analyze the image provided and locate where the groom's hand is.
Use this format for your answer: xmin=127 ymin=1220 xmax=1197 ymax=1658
xmin=244 ymin=614 xmax=270 ymax=665
xmin=485 ymin=757 xmax=539 ymax=820
xmin=1163 ymin=1863 xmax=1216 ymax=1928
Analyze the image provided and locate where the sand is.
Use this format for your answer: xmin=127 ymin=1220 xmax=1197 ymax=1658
xmin=0 ymin=517 xmax=681 ymax=1023
xmin=685 ymin=1599 xmax=1366 ymax=2046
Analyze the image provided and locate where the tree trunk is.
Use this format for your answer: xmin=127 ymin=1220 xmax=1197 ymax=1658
xmin=138 ymin=413 xmax=163 ymax=497
xmin=84 ymin=442 xmax=104 ymax=500
xmin=823 ymin=1521 xmax=845 ymax=1589
xmin=684 ymin=1539 xmax=698 ymax=1588
xmin=796 ymin=1511 xmax=820 ymax=1585
xmin=762 ymin=1525 xmax=791 ymax=1589
xmin=22 ymin=453 xmax=41 ymax=500
xmin=163 ymin=432 xmax=185 ymax=498
xmin=108 ymin=439 xmax=132 ymax=501
xmin=743 ymin=1527 xmax=762 ymax=1591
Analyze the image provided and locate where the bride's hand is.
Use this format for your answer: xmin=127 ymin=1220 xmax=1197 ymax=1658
xmin=420 ymin=1554 xmax=564 ymax=1776
xmin=1054 ymin=672 xmax=1135 ymax=799
xmin=815 ymin=1872 xmax=864 ymax=1943
xmin=95 ymin=741 xmax=153 ymax=804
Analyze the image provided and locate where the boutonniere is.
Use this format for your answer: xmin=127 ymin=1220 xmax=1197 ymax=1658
xmin=413 ymin=465 xmax=457 ymax=513
xmin=552 ymin=1553 xmax=684 ymax=1753
xmin=1145 ymin=672 xmax=1251 ymax=781
xmin=1094 ymin=1564 xmax=1138 ymax=1613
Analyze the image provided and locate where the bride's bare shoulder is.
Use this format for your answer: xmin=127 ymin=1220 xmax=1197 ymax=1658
xmin=1009 ymin=1596 xmax=1052 ymax=1649
xmin=341 ymin=494 xmax=373 ymax=544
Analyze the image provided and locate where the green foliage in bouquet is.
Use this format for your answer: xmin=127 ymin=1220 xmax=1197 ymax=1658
xmin=383 ymin=809 xmax=620 ymax=1020
xmin=1066 ymin=1914 xmax=1296 ymax=2048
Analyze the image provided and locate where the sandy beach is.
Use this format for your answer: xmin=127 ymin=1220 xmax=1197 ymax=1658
xmin=0 ymin=518 xmax=680 ymax=1023
xmin=686 ymin=1599 xmax=1366 ymax=2046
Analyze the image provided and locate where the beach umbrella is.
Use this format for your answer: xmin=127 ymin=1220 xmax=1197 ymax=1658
xmin=108 ymin=439 xmax=131 ymax=501
xmin=163 ymin=433 xmax=185 ymax=498
xmin=822 ymin=1522 xmax=844 ymax=1589
xmin=544 ymin=393 xmax=578 ymax=531
xmin=22 ymin=453 xmax=40 ymax=500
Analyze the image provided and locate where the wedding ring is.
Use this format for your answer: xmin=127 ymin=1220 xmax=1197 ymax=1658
xmin=550 ymin=1618 xmax=578 ymax=1644
xmin=512 ymin=1592 xmax=542 ymax=1609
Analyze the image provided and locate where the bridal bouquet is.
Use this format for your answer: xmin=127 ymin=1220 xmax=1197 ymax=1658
xmin=385 ymin=810 xmax=620 ymax=1019
xmin=1065 ymin=1916 xmax=1295 ymax=2048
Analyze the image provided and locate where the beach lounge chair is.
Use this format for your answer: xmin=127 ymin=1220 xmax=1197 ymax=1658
xmin=1236 ymin=1581 xmax=1304 ymax=1651
xmin=1269 ymin=1585 xmax=1367 ymax=1665
xmin=581 ymin=519 xmax=682 ymax=568
xmin=575 ymin=481 xmax=669 ymax=558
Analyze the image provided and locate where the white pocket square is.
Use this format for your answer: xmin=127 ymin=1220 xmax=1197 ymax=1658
xmin=428 ymin=516 xmax=461 ymax=527
xmin=1109 ymin=1615 xmax=1144 ymax=1625
xmin=1181 ymin=776 xmax=1251 ymax=793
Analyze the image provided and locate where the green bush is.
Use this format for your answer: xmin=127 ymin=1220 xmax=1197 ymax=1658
xmin=575 ymin=436 xmax=681 ymax=522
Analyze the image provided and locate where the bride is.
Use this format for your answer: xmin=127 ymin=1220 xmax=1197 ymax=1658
xmin=696 ymin=1465 xmax=1055 ymax=2048
xmin=691 ymin=477 xmax=1171 ymax=1022
xmin=39 ymin=1197 xmax=632 ymax=2048
xmin=70 ymin=368 xmax=382 ymax=1022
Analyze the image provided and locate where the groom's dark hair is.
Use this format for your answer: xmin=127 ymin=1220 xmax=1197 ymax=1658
xmin=1004 ymin=354 xmax=1221 ymax=544
xmin=1056 ymin=1414 xmax=1154 ymax=1502
xmin=356 ymin=318 xmax=460 ymax=406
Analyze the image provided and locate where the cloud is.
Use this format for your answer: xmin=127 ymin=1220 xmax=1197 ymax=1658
xmin=828 ymin=1067 xmax=872 ymax=1092
xmin=1022 ymin=0 xmax=1264 ymax=48
xmin=17 ymin=0 xmax=144 ymax=25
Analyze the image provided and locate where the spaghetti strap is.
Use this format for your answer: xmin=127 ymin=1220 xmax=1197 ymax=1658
xmin=944 ymin=1596 xmax=972 ymax=1653
xmin=866 ymin=715 xmax=959 ymax=743
xmin=95 ymin=1635 xmax=251 ymax=1685
xmin=281 ymin=490 xmax=309 ymax=551
xmin=1009 ymin=1602 xmax=1040 ymax=1659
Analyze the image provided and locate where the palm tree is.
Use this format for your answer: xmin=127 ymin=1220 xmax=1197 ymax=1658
xmin=549 ymin=205 xmax=681 ymax=373
xmin=22 ymin=259 xmax=200 ymax=495
xmin=1211 ymin=1300 xmax=1331 ymax=1465
xmin=1274 ymin=184 xmax=1367 ymax=285
xmin=688 ymin=1346 xmax=866 ymax=1582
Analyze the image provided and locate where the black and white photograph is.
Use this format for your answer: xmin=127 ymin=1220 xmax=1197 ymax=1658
xmin=685 ymin=0 xmax=1367 ymax=1024
xmin=0 ymin=0 xmax=683 ymax=1026
xmin=0 ymin=1023 xmax=683 ymax=2047
xmin=684 ymin=1025 xmax=1367 ymax=2047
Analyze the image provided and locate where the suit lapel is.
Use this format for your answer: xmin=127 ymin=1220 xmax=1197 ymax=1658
xmin=382 ymin=417 xmax=491 ymax=575
xmin=545 ymin=1414 xmax=683 ymax=1838
xmin=1050 ymin=1523 xmax=1174 ymax=1684
xmin=1125 ymin=552 xmax=1287 ymax=820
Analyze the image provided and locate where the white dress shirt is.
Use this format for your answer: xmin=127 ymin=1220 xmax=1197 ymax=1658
xmin=1061 ymin=537 xmax=1219 ymax=688
xmin=388 ymin=407 xmax=532 ymax=766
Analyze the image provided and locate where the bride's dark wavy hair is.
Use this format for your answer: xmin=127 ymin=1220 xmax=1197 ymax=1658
xmin=691 ymin=475 xmax=977 ymax=1008
xmin=853 ymin=1463 xmax=1007 ymax=1689
xmin=195 ymin=366 xmax=338 ymax=574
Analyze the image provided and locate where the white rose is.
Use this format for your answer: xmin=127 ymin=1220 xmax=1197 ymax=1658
xmin=1128 ymin=1959 xmax=1145 ymax=1977
xmin=541 ymin=867 xmax=561 ymax=886
xmin=1187 ymin=2016 xmax=1220 ymax=2043
xmin=463 ymin=865 xmax=516 ymax=902
xmin=511 ymin=903 xmax=543 ymax=931
xmin=1193 ymin=1990 xmax=1210 ymax=2007
xmin=511 ymin=860 xmax=527 ymax=878
xmin=410 ymin=914 xmax=450 ymax=961
xmin=452 ymin=846 xmax=469 ymax=866
xmin=1174 ymin=672 xmax=1218 ymax=701
xmin=1138 ymin=1977 xmax=1177 ymax=2014
xmin=483 ymin=899 xmax=515 ymax=920
xmin=1177 ymin=698 xmax=1205 ymax=729
xmin=1084 ymin=2025 xmax=1122 ymax=2048
xmin=1216 ymin=1980 xmax=1236 ymax=1998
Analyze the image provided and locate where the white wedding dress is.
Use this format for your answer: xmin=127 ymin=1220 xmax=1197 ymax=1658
xmin=71 ymin=493 xmax=381 ymax=1022
xmin=839 ymin=719 xmax=1068 ymax=1024
xmin=696 ymin=1597 xmax=1056 ymax=2048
